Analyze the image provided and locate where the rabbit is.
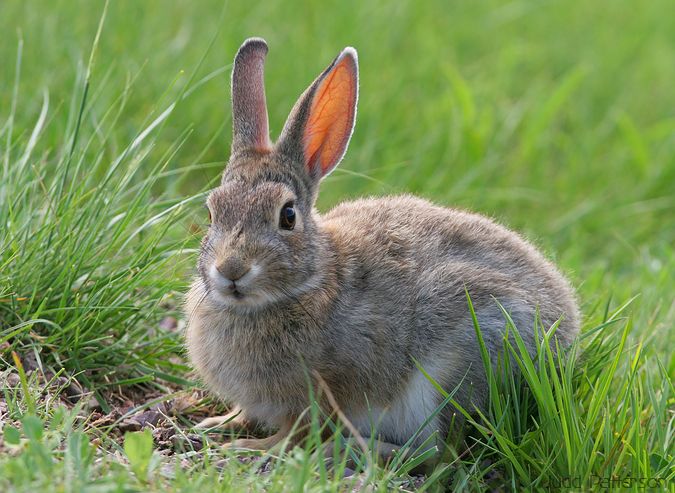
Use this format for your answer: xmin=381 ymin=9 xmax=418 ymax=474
xmin=184 ymin=37 xmax=581 ymax=459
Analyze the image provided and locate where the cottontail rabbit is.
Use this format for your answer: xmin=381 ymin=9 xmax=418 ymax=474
xmin=185 ymin=38 xmax=580 ymax=457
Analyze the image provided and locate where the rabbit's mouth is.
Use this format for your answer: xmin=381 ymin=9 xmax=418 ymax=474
xmin=230 ymin=289 xmax=245 ymax=300
xmin=209 ymin=287 xmax=284 ymax=314
xmin=206 ymin=262 xmax=274 ymax=309
xmin=209 ymin=284 xmax=257 ymax=308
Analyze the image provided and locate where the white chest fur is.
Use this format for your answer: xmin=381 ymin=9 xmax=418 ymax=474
xmin=346 ymin=361 xmax=444 ymax=449
xmin=186 ymin=308 xmax=293 ymax=425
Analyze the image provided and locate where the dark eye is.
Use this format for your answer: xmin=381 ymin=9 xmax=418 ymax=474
xmin=206 ymin=207 xmax=212 ymax=224
xmin=279 ymin=202 xmax=296 ymax=230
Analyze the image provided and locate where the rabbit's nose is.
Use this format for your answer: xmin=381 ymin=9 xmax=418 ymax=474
xmin=216 ymin=257 xmax=250 ymax=283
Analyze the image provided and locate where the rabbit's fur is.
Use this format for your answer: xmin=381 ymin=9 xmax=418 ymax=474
xmin=185 ymin=38 xmax=580 ymax=454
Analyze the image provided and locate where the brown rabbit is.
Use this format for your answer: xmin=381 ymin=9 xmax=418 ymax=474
xmin=185 ymin=37 xmax=580 ymax=458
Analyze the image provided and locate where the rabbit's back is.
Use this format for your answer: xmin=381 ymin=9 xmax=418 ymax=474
xmin=310 ymin=195 xmax=580 ymax=444
xmin=322 ymin=194 xmax=579 ymax=357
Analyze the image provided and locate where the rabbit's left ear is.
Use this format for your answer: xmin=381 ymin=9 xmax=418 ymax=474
xmin=277 ymin=48 xmax=358 ymax=180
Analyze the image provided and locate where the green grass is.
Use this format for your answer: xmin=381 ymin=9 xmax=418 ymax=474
xmin=1 ymin=0 xmax=674 ymax=491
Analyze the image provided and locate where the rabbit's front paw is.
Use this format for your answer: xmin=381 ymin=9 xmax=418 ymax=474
xmin=223 ymin=418 xmax=297 ymax=452
xmin=194 ymin=406 xmax=250 ymax=431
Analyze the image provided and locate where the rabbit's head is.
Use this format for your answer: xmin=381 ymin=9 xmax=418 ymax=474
xmin=198 ymin=38 xmax=358 ymax=311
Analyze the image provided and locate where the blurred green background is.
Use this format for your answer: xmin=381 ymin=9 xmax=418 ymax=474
xmin=2 ymin=0 xmax=674 ymax=337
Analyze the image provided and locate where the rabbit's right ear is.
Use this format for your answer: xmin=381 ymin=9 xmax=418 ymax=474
xmin=277 ymin=48 xmax=359 ymax=182
xmin=231 ymin=38 xmax=272 ymax=154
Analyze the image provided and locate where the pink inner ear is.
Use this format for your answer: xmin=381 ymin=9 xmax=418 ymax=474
xmin=303 ymin=52 xmax=358 ymax=177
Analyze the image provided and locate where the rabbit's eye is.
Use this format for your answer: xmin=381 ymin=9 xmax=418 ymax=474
xmin=206 ymin=207 xmax=212 ymax=224
xmin=279 ymin=202 xmax=295 ymax=230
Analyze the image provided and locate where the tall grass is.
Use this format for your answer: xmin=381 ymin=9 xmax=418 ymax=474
xmin=0 ymin=12 xmax=213 ymax=405
xmin=459 ymin=297 xmax=673 ymax=490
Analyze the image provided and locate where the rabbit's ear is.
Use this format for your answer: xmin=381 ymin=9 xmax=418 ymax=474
xmin=278 ymin=48 xmax=358 ymax=180
xmin=231 ymin=38 xmax=272 ymax=153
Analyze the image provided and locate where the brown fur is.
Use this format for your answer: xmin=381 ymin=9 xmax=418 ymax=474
xmin=184 ymin=38 xmax=580 ymax=455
